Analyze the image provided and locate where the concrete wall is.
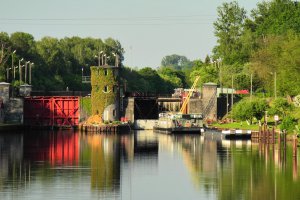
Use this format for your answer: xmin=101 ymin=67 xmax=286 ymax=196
xmin=202 ymin=83 xmax=217 ymax=121
xmin=0 ymin=82 xmax=10 ymax=104
xmin=189 ymin=98 xmax=203 ymax=114
xmin=123 ymin=97 xmax=134 ymax=122
xmin=103 ymin=103 xmax=118 ymax=122
xmin=5 ymin=98 xmax=23 ymax=123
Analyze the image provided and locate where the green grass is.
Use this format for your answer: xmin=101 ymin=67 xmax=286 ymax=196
xmin=211 ymin=121 xmax=260 ymax=131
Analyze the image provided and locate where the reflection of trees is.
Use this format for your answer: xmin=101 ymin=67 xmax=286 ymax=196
xmin=157 ymin=134 xmax=215 ymax=189
xmin=218 ymin=142 xmax=300 ymax=200
xmin=80 ymin=133 xmax=120 ymax=192
xmin=158 ymin=133 xmax=300 ymax=199
xmin=0 ymin=133 xmax=29 ymax=190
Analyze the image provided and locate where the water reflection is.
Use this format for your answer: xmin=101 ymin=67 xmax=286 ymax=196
xmin=80 ymin=133 xmax=120 ymax=192
xmin=0 ymin=130 xmax=299 ymax=199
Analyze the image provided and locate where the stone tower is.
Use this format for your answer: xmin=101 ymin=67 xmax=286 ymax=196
xmin=91 ymin=65 xmax=119 ymax=121
xmin=202 ymin=82 xmax=217 ymax=121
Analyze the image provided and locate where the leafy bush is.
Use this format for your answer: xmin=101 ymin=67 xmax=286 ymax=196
xmin=293 ymin=95 xmax=300 ymax=108
xmin=280 ymin=116 xmax=297 ymax=132
xmin=232 ymin=98 xmax=268 ymax=124
xmin=232 ymin=99 xmax=254 ymax=123
xmin=269 ymin=97 xmax=292 ymax=117
xmin=81 ymin=97 xmax=92 ymax=116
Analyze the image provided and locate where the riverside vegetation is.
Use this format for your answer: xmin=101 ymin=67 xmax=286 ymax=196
xmin=0 ymin=0 xmax=300 ymax=133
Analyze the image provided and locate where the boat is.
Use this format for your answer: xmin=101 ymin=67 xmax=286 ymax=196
xmin=153 ymin=76 xmax=204 ymax=134
xmin=153 ymin=112 xmax=204 ymax=134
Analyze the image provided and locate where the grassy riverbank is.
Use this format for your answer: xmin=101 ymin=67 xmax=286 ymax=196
xmin=210 ymin=122 xmax=260 ymax=131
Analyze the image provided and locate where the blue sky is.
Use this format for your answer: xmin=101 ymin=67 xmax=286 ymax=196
xmin=0 ymin=0 xmax=262 ymax=68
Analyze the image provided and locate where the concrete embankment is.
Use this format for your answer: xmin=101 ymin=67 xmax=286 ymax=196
xmin=0 ymin=124 xmax=24 ymax=132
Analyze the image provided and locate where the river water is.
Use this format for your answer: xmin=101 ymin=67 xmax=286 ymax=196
xmin=0 ymin=130 xmax=299 ymax=200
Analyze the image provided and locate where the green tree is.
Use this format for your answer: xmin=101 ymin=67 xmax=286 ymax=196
xmin=158 ymin=67 xmax=184 ymax=89
xmin=249 ymin=0 xmax=300 ymax=36
xmin=252 ymin=98 xmax=268 ymax=121
xmin=250 ymin=31 xmax=300 ymax=96
xmin=161 ymin=54 xmax=192 ymax=71
xmin=213 ymin=1 xmax=247 ymax=64
xmin=0 ymin=32 xmax=12 ymax=81
xmin=268 ymin=98 xmax=292 ymax=117
xmin=232 ymin=99 xmax=254 ymax=123
xmin=232 ymin=98 xmax=268 ymax=124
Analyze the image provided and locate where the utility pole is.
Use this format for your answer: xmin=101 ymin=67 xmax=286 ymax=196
xmin=218 ymin=59 xmax=223 ymax=94
xmin=250 ymin=74 xmax=253 ymax=101
xmin=231 ymin=75 xmax=234 ymax=123
xmin=274 ymin=72 xmax=277 ymax=99
xmin=226 ymin=88 xmax=229 ymax=118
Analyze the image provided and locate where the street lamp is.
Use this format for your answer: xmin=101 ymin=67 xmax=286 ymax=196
xmin=106 ymin=56 xmax=110 ymax=65
xmin=10 ymin=50 xmax=16 ymax=82
xmin=29 ymin=62 xmax=34 ymax=85
xmin=25 ymin=61 xmax=30 ymax=84
xmin=95 ymin=51 xmax=103 ymax=66
xmin=18 ymin=58 xmax=24 ymax=82
xmin=13 ymin=66 xmax=18 ymax=80
xmin=103 ymin=54 xmax=107 ymax=65
xmin=112 ymin=52 xmax=119 ymax=67
xmin=6 ymin=67 xmax=11 ymax=82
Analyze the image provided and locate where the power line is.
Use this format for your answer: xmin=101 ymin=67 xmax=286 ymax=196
xmin=0 ymin=22 xmax=213 ymax=26
xmin=0 ymin=14 xmax=216 ymax=21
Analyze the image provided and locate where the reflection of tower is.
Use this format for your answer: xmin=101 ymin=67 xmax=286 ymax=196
xmin=91 ymin=64 xmax=120 ymax=121
xmin=87 ymin=134 xmax=120 ymax=192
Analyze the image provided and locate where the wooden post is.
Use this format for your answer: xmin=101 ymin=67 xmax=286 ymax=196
xmin=293 ymin=156 xmax=298 ymax=181
xmin=272 ymin=127 xmax=275 ymax=144
xmin=293 ymin=134 xmax=298 ymax=157
xmin=284 ymin=130 xmax=287 ymax=150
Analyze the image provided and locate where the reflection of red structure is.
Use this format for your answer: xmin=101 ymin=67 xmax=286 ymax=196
xmin=24 ymin=96 xmax=79 ymax=127
xmin=49 ymin=132 xmax=79 ymax=166
xmin=23 ymin=131 xmax=79 ymax=166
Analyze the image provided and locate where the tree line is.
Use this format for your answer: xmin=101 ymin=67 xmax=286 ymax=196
xmin=0 ymin=32 xmax=124 ymax=91
xmin=0 ymin=0 xmax=300 ymax=98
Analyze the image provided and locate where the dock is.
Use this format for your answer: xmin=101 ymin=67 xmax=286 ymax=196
xmin=79 ymin=124 xmax=131 ymax=134
xmin=221 ymin=129 xmax=252 ymax=139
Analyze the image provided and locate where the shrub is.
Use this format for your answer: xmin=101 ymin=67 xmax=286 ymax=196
xmin=232 ymin=98 xmax=268 ymax=124
xmin=280 ymin=116 xmax=297 ymax=132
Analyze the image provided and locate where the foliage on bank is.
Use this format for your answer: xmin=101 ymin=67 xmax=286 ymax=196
xmin=81 ymin=97 xmax=92 ymax=117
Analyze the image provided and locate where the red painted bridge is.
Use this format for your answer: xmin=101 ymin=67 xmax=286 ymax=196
xmin=24 ymin=96 xmax=79 ymax=127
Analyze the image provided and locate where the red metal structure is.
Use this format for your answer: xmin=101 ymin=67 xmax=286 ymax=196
xmin=24 ymin=96 xmax=79 ymax=127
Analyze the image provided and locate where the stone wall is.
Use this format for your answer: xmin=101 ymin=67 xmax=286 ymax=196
xmin=123 ymin=97 xmax=134 ymax=122
xmin=189 ymin=99 xmax=203 ymax=114
xmin=4 ymin=98 xmax=24 ymax=123
xmin=201 ymin=83 xmax=217 ymax=121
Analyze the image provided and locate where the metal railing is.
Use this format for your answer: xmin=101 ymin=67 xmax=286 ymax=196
xmin=82 ymin=76 xmax=91 ymax=83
